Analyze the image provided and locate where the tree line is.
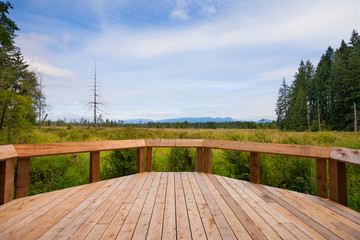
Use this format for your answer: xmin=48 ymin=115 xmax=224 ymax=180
xmin=43 ymin=119 xmax=277 ymax=130
xmin=276 ymin=30 xmax=360 ymax=131
xmin=0 ymin=1 xmax=45 ymax=143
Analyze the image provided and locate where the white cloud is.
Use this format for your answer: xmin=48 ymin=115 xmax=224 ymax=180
xmin=171 ymin=9 xmax=190 ymax=20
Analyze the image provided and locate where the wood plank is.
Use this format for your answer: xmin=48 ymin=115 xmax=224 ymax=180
xmin=4 ymin=179 xmax=108 ymax=239
xmin=271 ymin=186 xmax=356 ymax=240
xmin=329 ymin=159 xmax=347 ymax=205
xmin=100 ymin=173 xmax=148 ymax=240
xmin=255 ymin=184 xmax=348 ymax=239
xmin=116 ymin=172 xmax=155 ymax=240
xmin=100 ymin=203 xmax=132 ymax=240
xmin=187 ymin=173 xmax=223 ymax=240
xmin=146 ymin=147 xmax=153 ymax=172
xmin=250 ymin=152 xmax=260 ymax=184
xmin=285 ymin=187 xmax=360 ymax=233
xmin=331 ymin=221 xmax=360 ymax=239
xmin=0 ymin=145 xmax=17 ymax=161
xmin=137 ymin=147 xmax=145 ymax=173
xmin=196 ymin=147 xmax=203 ymax=172
xmin=194 ymin=172 xmax=237 ymax=240
xmin=162 ymin=172 xmax=176 ymax=240
xmin=174 ymin=172 xmax=192 ymax=240
xmin=201 ymin=174 xmax=251 ymax=240
xmin=65 ymin=177 xmax=127 ymax=240
xmin=207 ymin=174 xmax=273 ymax=239
xmin=330 ymin=147 xmax=360 ymax=165
xmin=269 ymin=202 xmax=327 ymax=240
xmin=146 ymin=172 xmax=168 ymax=240
xmin=301 ymin=193 xmax=360 ymax=224
xmin=220 ymin=176 xmax=297 ymax=240
xmin=0 ymin=185 xmax=83 ymax=233
xmin=98 ymin=174 xmax=139 ymax=225
xmin=132 ymin=172 xmax=161 ymax=239
xmin=0 ymin=158 xmax=15 ymax=204
xmin=144 ymin=139 xmax=204 ymax=148
xmin=14 ymin=139 xmax=146 ymax=158
xmin=230 ymin=178 xmax=311 ymax=240
xmin=181 ymin=172 xmax=207 ymax=240
xmin=316 ymin=158 xmax=328 ymax=198
xmin=15 ymin=158 xmax=30 ymax=199
xmin=45 ymin=175 xmax=134 ymax=239
xmin=37 ymin=179 xmax=117 ymax=240
xmin=84 ymin=224 xmax=107 ymax=240
xmin=90 ymin=151 xmax=100 ymax=183
xmin=203 ymin=139 xmax=333 ymax=159
xmin=203 ymin=148 xmax=212 ymax=173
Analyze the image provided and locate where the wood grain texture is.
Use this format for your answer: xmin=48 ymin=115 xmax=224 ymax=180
xmin=329 ymin=159 xmax=347 ymax=206
xmin=90 ymin=151 xmax=100 ymax=183
xmin=250 ymin=152 xmax=260 ymax=184
xmin=203 ymin=148 xmax=212 ymax=173
xmin=0 ymin=145 xmax=17 ymax=161
xmin=316 ymin=158 xmax=328 ymax=198
xmin=203 ymin=139 xmax=334 ymax=159
xmin=16 ymin=158 xmax=30 ymax=198
xmin=196 ymin=147 xmax=203 ymax=172
xmin=14 ymin=139 xmax=146 ymax=158
xmin=137 ymin=147 xmax=145 ymax=173
xmin=0 ymin=172 xmax=359 ymax=239
xmin=146 ymin=147 xmax=153 ymax=172
xmin=0 ymin=159 xmax=15 ymax=204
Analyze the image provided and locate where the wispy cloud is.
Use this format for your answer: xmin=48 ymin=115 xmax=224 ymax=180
xmin=12 ymin=0 xmax=360 ymax=121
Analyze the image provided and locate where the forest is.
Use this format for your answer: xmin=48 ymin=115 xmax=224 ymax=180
xmin=276 ymin=29 xmax=360 ymax=131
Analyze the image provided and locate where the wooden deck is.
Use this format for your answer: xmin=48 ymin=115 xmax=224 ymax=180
xmin=0 ymin=172 xmax=359 ymax=240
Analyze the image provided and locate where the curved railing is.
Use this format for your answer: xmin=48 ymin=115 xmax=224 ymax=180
xmin=1 ymin=139 xmax=359 ymax=206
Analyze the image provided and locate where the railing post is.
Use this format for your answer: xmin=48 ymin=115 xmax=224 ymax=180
xmin=203 ymin=148 xmax=212 ymax=173
xmin=90 ymin=151 xmax=100 ymax=183
xmin=196 ymin=148 xmax=203 ymax=172
xmin=16 ymin=158 xmax=30 ymax=198
xmin=137 ymin=147 xmax=145 ymax=173
xmin=0 ymin=158 xmax=15 ymax=204
xmin=250 ymin=152 xmax=260 ymax=184
xmin=315 ymin=158 xmax=328 ymax=198
xmin=329 ymin=159 xmax=347 ymax=206
xmin=146 ymin=147 xmax=153 ymax=172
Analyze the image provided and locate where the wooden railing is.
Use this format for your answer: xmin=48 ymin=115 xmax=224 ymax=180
xmin=1 ymin=139 xmax=359 ymax=206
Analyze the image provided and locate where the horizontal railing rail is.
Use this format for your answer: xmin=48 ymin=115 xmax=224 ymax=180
xmin=0 ymin=139 xmax=359 ymax=206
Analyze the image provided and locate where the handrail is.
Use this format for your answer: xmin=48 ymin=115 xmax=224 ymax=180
xmin=0 ymin=139 xmax=359 ymax=206
xmin=1 ymin=139 xmax=359 ymax=164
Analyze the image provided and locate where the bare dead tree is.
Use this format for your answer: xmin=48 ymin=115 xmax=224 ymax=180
xmin=88 ymin=63 xmax=104 ymax=127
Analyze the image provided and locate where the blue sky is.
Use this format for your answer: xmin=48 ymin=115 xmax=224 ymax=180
xmin=10 ymin=0 xmax=360 ymax=121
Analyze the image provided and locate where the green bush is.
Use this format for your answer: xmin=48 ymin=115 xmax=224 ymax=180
xmin=167 ymin=148 xmax=195 ymax=172
xmin=101 ymin=149 xmax=137 ymax=179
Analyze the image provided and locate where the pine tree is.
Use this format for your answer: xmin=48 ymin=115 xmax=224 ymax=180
xmin=275 ymin=77 xmax=290 ymax=129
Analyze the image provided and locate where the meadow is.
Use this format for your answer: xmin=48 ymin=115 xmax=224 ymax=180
xmin=16 ymin=127 xmax=360 ymax=211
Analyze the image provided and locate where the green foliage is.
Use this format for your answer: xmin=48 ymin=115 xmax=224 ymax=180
xmin=167 ymin=148 xmax=195 ymax=172
xmin=0 ymin=4 xmax=45 ymax=144
xmin=101 ymin=149 xmax=137 ymax=179
xmin=277 ymin=30 xmax=360 ymax=132
xmin=0 ymin=1 xmax=19 ymax=49
xmin=222 ymin=151 xmax=250 ymax=180
xmin=28 ymin=154 xmax=89 ymax=195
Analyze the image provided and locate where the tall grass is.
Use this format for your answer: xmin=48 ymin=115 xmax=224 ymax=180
xmin=11 ymin=127 xmax=360 ymax=212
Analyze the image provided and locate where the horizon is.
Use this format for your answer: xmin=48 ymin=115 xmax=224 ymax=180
xmin=11 ymin=0 xmax=360 ymax=121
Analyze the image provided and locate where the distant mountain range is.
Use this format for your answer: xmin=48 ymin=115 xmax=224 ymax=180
xmin=123 ymin=117 xmax=273 ymax=124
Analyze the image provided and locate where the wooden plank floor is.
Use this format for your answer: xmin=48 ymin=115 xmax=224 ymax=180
xmin=0 ymin=172 xmax=359 ymax=240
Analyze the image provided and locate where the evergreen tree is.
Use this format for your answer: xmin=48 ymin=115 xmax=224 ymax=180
xmin=275 ymin=78 xmax=290 ymax=129
xmin=310 ymin=47 xmax=334 ymax=129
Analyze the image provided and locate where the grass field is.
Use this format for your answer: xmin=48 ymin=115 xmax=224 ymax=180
xmin=13 ymin=127 xmax=360 ymax=211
